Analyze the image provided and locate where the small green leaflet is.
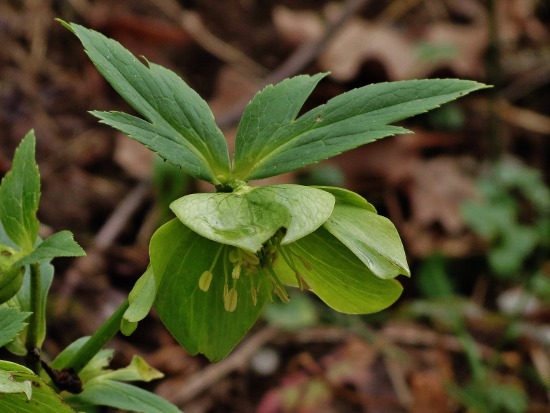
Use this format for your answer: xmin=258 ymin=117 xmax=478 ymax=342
xmin=232 ymin=77 xmax=488 ymax=180
xmin=0 ymin=130 xmax=40 ymax=252
xmin=171 ymin=184 xmax=335 ymax=252
xmin=15 ymin=231 xmax=85 ymax=267
xmin=0 ymin=308 xmax=30 ymax=348
xmin=0 ymin=361 xmax=76 ymax=413
xmin=150 ymin=220 xmax=270 ymax=361
xmin=233 ymin=73 xmax=326 ymax=177
xmin=60 ymin=20 xmax=231 ymax=184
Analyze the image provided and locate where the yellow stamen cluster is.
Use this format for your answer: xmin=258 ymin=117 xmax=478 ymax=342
xmin=196 ymin=231 xmax=314 ymax=313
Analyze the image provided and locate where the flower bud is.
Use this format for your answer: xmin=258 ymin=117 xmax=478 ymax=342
xmin=0 ymin=244 xmax=24 ymax=304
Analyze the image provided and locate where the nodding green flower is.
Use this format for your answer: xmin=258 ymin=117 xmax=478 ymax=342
xmin=150 ymin=182 xmax=410 ymax=360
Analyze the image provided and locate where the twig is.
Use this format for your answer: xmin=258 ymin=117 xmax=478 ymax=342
xmin=151 ymin=0 xmax=266 ymax=78
xmin=56 ymin=181 xmax=151 ymax=313
xmin=215 ymin=0 xmax=370 ymax=129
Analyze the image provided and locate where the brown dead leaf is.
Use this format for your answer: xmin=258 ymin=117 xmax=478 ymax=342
xmin=408 ymin=156 xmax=477 ymax=234
xmin=273 ymin=4 xmax=487 ymax=81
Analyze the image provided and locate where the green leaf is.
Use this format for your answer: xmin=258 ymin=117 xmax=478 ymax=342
xmin=0 ymin=307 xmax=30 ymax=347
xmin=233 ymin=73 xmax=327 ymax=177
xmin=0 ymin=363 xmax=76 ymax=413
xmin=150 ymin=219 xmax=270 ymax=361
xmin=15 ymin=231 xmax=85 ymax=267
xmin=60 ymin=20 xmax=230 ymax=184
xmin=276 ymin=227 xmax=403 ymax=314
xmin=234 ymin=78 xmax=488 ymax=180
xmin=0 ymin=130 xmax=40 ymax=252
xmin=122 ymin=265 xmax=156 ymax=335
xmin=170 ymin=184 xmax=335 ymax=252
xmin=65 ymin=380 xmax=181 ymax=413
xmin=322 ymin=189 xmax=410 ymax=279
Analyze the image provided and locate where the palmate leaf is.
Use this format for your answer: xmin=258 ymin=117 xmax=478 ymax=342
xmin=60 ymin=20 xmax=230 ymax=184
xmin=232 ymin=76 xmax=488 ymax=180
xmin=150 ymin=219 xmax=270 ymax=361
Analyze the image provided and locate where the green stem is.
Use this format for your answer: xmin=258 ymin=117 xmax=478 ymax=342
xmin=25 ymin=263 xmax=42 ymax=353
xmin=64 ymin=299 xmax=130 ymax=373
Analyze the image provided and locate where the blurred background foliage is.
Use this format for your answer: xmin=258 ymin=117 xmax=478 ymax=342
xmin=1 ymin=0 xmax=549 ymax=412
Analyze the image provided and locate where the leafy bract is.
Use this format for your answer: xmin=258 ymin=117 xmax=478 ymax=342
xmin=321 ymin=188 xmax=410 ymax=279
xmin=0 ymin=361 xmax=75 ymax=413
xmin=233 ymin=77 xmax=488 ymax=180
xmin=60 ymin=20 xmax=230 ymax=184
xmin=170 ymin=184 xmax=335 ymax=252
xmin=276 ymin=227 xmax=403 ymax=314
xmin=233 ymin=73 xmax=327 ymax=176
xmin=122 ymin=265 xmax=156 ymax=335
xmin=0 ymin=130 xmax=40 ymax=252
xmin=15 ymin=231 xmax=85 ymax=267
xmin=150 ymin=219 xmax=270 ymax=361
xmin=0 ymin=308 xmax=30 ymax=348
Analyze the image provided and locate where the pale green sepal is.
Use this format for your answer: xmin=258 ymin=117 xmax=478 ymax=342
xmin=0 ymin=130 xmax=40 ymax=252
xmin=323 ymin=205 xmax=410 ymax=279
xmin=315 ymin=186 xmax=377 ymax=212
xmin=170 ymin=184 xmax=334 ymax=252
xmin=150 ymin=219 xmax=270 ymax=361
xmin=277 ymin=227 xmax=403 ymax=314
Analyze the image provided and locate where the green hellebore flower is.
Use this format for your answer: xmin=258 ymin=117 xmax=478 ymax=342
xmin=0 ymin=244 xmax=24 ymax=305
xmin=149 ymin=182 xmax=409 ymax=361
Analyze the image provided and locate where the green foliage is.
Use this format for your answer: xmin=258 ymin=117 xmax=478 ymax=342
xmin=0 ymin=308 xmax=30 ymax=347
xmin=52 ymin=338 xmax=181 ymax=413
xmin=0 ymin=17 xmax=488 ymax=412
xmin=462 ymin=159 xmax=550 ymax=278
xmin=0 ymin=361 xmax=75 ymax=413
xmin=58 ymin=20 xmax=487 ymax=361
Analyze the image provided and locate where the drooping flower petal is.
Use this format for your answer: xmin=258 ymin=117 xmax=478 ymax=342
xmin=275 ymin=227 xmax=403 ymax=314
xmin=170 ymin=184 xmax=334 ymax=252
